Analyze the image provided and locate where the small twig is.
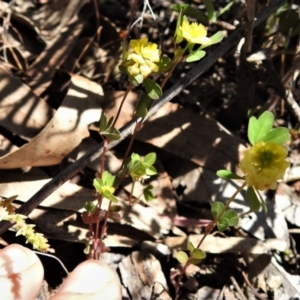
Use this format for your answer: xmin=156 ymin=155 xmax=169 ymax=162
xmin=230 ymin=276 xmax=248 ymax=300
xmin=241 ymin=270 xmax=268 ymax=300
xmin=244 ymin=0 xmax=256 ymax=55
xmin=0 ymin=0 xmax=284 ymax=235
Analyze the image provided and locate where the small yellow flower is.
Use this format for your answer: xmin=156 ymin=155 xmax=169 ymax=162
xmin=179 ymin=16 xmax=210 ymax=45
xmin=239 ymin=141 xmax=289 ymax=191
xmin=124 ymin=38 xmax=161 ymax=78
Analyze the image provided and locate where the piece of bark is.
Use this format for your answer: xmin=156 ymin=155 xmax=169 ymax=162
xmin=119 ymin=251 xmax=171 ymax=300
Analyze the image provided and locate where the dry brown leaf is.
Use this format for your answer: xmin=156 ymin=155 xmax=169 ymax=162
xmin=0 ymin=68 xmax=54 ymax=139
xmin=0 ymin=74 xmax=103 ymax=168
xmin=0 ymin=169 xmax=93 ymax=212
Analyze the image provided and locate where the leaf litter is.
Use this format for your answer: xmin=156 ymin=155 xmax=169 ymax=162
xmin=0 ymin=0 xmax=300 ymax=299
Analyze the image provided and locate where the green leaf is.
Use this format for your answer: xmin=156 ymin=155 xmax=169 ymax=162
xmin=216 ymin=170 xmax=244 ymax=180
xmin=222 ymin=210 xmax=239 ymax=226
xmin=173 ymin=6 xmax=185 ymax=44
xmin=144 ymin=78 xmax=162 ymax=100
xmin=84 ymin=201 xmax=95 ymax=213
xmin=261 ymin=127 xmax=290 ymax=145
xmin=99 ymin=112 xmax=107 ymax=132
xmin=176 ymin=251 xmax=189 ymax=264
xmin=144 ymin=152 xmax=156 ymax=166
xmin=130 ymin=161 xmax=146 ymax=178
xmin=217 ymin=1 xmax=234 ymax=18
xmin=192 ymin=248 xmax=206 ymax=260
xmin=256 ymin=188 xmax=267 ymax=213
xmin=143 ymin=185 xmax=155 ymax=202
xmin=188 ymin=241 xmax=195 ymax=253
xmin=102 ymin=171 xmax=115 ymax=187
xmin=246 ymin=186 xmax=261 ymax=212
xmin=207 ymin=31 xmax=224 ymax=45
xmin=131 ymin=153 xmax=141 ymax=162
xmin=217 ymin=218 xmax=228 ymax=231
xmin=93 ymin=178 xmax=104 ymax=192
xmin=109 ymin=205 xmax=122 ymax=212
xmin=101 ymin=127 xmax=121 ymax=140
xmin=102 ymin=190 xmax=118 ymax=203
xmin=190 ymin=258 xmax=203 ymax=265
xmin=135 ymin=94 xmax=152 ymax=118
xmin=135 ymin=103 xmax=148 ymax=118
xmin=186 ymin=50 xmax=206 ymax=62
xmin=130 ymin=74 xmax=144 ymax=86
xmin=157 ymin=56 xmax=172 ymax=73
xmin=145 ymin=165 xmax=157 ymax=176
xmin=248 ymin=111 xmax=274 ymax=145
xmin=211 ymin=202 xmax=224 ymax=219
xmin=172 ymin=4 xmax=208 ymax=24
xmin=107 ymin=116 xmax=114 ymax=128
xmin=203 ymin=0 xmax=216 ymax=22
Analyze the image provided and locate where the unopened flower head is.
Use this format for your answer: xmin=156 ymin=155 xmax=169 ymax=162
xmin=239 ymin=141 xmax=289 ymax=191
xmin=179 ymin=16 xmax=210 ymax=45
xmin=123 ymin=38 xmax=161 ymax=78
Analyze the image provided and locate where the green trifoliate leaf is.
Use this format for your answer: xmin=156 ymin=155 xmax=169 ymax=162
xmin=261 ymin=127 xmax=290 ymax=145
xmin=176 ymin=251 xmax=189 ymax=264
xmin=102 ymin=190 xmax=118 ymax=203
xmin=101 ymin=127 xmax=121 ymax=140
xmin=130 ymin=161 xmax=146 ymax=178
xmin=144 ymin=77 xmax=162 ymax=100
xmin=216 ymin=170 xmax=243 ymax=180
xmin=248 ymin=111 xmax=274 ymax=145
xmin=211 ymin=201 xmax=224 ymax=219
xmin=222 ymin=210 xmax=239 ymax=226
xmin=246 ymin=186 xmax=261 ymax=212
xmin=186 ymin=50 xmax=206 ymax=62
xmin=217 ymin=218 xmax=228 ymax=231
xmin=84 ymin=201 xmax=95 ymax=213
xmin=143 ymin=185 xmax=155 ymax=202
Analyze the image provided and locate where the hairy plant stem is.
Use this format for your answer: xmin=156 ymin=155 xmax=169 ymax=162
xmin=93 ymin=139 xmax=108 ymax=259
xmin=112 ymin=82 xmax=132 ymax=128
xmin=174 ymin=181 xmax=247 ymax=300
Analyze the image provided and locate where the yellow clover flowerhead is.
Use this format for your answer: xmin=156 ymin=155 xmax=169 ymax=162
xmin=124 ymin=38 xmax=161 ymax=78
xmin=179 ymin=16 xmax=210 ymax=45
xmin=239 ymin=141 xmax=289 ymax=191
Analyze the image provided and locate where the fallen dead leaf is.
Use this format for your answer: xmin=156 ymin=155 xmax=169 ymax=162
xmin=0 ymin=73 xmax=103 ymax=168
xmin=0 ymin=67 xmax=54 ymax=139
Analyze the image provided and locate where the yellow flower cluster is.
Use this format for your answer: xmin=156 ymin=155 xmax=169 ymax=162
xmin=123 ymin=38 xmax=161 ymax=78
xmin=239 ymin=141 xmax=289 ymax=191
xmin=0 ymin=206 xmax=52 ymax=252
xmin=179 ymin=16 xmax=210 ymax=45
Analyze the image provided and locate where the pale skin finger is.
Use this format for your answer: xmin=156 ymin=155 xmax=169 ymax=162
xmin=0 ymin=244 xmax=44 ymax=300
xmin=51 ymin=260 xmax=122 ymax=300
